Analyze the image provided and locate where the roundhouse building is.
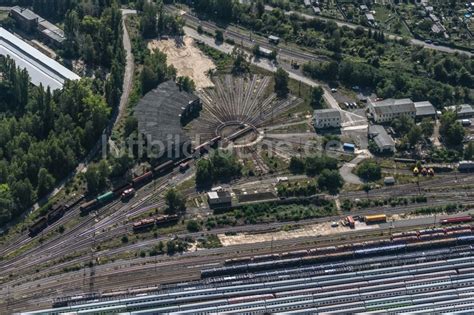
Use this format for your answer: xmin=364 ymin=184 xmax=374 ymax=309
xmin=134 ymin=80 xmax=201 ymax=159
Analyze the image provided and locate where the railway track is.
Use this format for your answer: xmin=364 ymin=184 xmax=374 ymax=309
xmin=0 ymin=169 xmax=182 ymax=278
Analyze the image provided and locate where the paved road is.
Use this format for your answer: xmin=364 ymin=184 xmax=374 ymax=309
xmin=265 ymin=5 xmax=473 ymax=57
xmin=184 ymin=26 xmax=347 ymax=118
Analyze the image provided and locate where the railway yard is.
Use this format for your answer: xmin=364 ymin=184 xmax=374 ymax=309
xmin=18 ymin=230 xmax=474 ymax=314
xmin=0 ymin=2 xmax=473 ymax=314
xmin=1 ymin=169 xmax=474 ymax=313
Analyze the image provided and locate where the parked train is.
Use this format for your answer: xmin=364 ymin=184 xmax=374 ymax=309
xmin=28 ymin=195 xmax=85 ymax=236
xmin=441 ymin=216 xmax=473 ymax=225
xmin=133 ymin=214 xmax=179 ymax=232
xmin=458 ymin=161 xmax=474 ymax=173
xmin=28 ymin=136 xmax=222 ymax=237
xmin=213 ymin=226 xmax=474 ymax=277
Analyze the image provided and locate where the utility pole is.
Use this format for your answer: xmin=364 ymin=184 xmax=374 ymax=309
xmin=89 ymin=219 xmax=96 ymax=295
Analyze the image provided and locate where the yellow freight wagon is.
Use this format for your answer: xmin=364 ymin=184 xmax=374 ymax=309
xmin=364 ymin=214 xmax=387 ymax=224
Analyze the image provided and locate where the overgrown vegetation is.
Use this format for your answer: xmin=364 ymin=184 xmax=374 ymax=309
xmin=196 ymin=150 xmax=242 ymax=189
xmin=206 ymin=198 xmax=336 ymax=227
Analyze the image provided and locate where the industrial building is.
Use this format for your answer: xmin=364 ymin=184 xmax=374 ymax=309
xmin=368 ymin=98 xmax=416 ymax=123
xmin=9 ymin=6 xmax=38 ymax=32
xmin=369 ymin=124 xmax=396 ymax=153
xmin=258 ymin=46 xmax=273 ymax=58
xmin=207 ymin=190 xmax=232 ymax=209
xmin=414 ymin=101 xmax=436 ymax=120
xmin=0 ymin=27 xmax=80 ymax=90
xmin=445 ymin=104 xmax=474 ymax=119
xmin=9 ymin=6 xmax=65 ymax=46
xmin=313 ymin=109 xmax=341 ymax=129
xmin=134 ymin=80 xmax=201 ymax=159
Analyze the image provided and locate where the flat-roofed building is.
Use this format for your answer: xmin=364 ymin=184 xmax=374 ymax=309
xmin=313 ymin=108 xmax=341 ymax=129
xmin=37 ymin=20 xmax=65 ymax=46
xmin=268 ymin=35 xmax=280 ymax=44
xmin=258 ymin=46 xmax=273 ymax=58
xmin=207 ymin=190 xmax=232 ymax=209
xmin=368 ymin=98 xmax=416 ymax=123
xmin=0 ymin=27 xmax=80 ymax=90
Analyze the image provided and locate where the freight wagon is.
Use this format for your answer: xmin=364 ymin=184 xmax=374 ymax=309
xmin=440 ymin=216 xmax=472 ymax=225
xmin=97 ymin=191 xmax=114 ymax=204
xmin=154 ymin=160 xmax=174 ymax=175
xmin=458 ymin=161 xmax=474 ymax=172
xmin=364 ymin=214 xmax=387 ymax=224
xmin=80 ymin=199 xmax=98 ymax=214
xmin=29 ymin=217 xmax=48 ymax=236
xmin=155 ymin=214 xmax=179 ymax=226
xmin=132 ymin=171 xmax=153 ymax=187
xmin=133 ymin=218 xmax=156 ymax=231
xmin=47 ymin=204 xmax=65 ymax=223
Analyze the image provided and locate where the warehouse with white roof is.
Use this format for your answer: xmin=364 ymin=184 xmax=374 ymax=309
xmin=0 ymin=27 xmax=79 ymax=90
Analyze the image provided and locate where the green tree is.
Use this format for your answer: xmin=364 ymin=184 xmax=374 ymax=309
xmin=124 ymin=116 xmax=138 ymax=137
xmin=391 ymin=115 xmax=415 ymax=136
xmin=195 ymin=151 xmax=242 ymax=188
xmin=166 ymin=240 xmax=176 ymax=255
xmin=141 ymin=49 xmax=176 ymax=94
xmin=37 ymin=168 xmax=55 ymax=197
xmin=310 ymin=86 xmax=324 ymax=108
xmin=289 ymin=157 xmax=305 ymax=174
xmin=176 ymin=76 xmax=196 ymax=92
xmin=362 ymin=183 xmax=372 ymax=198
xmin=215 ymin=30 xmax=224 ymax=43
xmin=420 ymin=118 xmax=434 ymax=138
xmin=140 ymin=2 xmax=158 ymax=38
xmin=187 ymin=220 xmax=201 ymax=232
xmin=196 ymin=159 xmax=213 ymax=188
xmin=440 ymin=111 xmax=465 ymax=148
xmin=465 ymin=142 xmax=474 ymax=160
xmin=231 ymin=48 xmax=250 ymax=75
xmin=305 ymin=155 xmax=338 ymax=177
xmin=0 ymin=184 xmax=13 ymax=225
xmin=165 ymin=188 xmax=186 ymax=213
xmin=356 ymin=160 xmax=382 ymax=182
xmin=85 ymin=160 xmax=109 ymax=194
xmin=406 ymin=125 xmax=422 ymax=147
xmin=252 ymin=44 xmax=260 ymax=57
xmin=10 ymin=179 xmax=35 ymax=211
xmin=317 ymin=169 xmax=344 ymax=194
xmin=274 ymin=67 xmax=289 ymax=97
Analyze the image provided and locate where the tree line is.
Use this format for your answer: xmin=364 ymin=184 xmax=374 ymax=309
xmin=0 ymin=57 xmax=111 ymax=226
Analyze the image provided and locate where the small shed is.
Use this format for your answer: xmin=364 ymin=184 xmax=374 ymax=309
xmin=384 ymin=176 xmax=396 ymax=185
